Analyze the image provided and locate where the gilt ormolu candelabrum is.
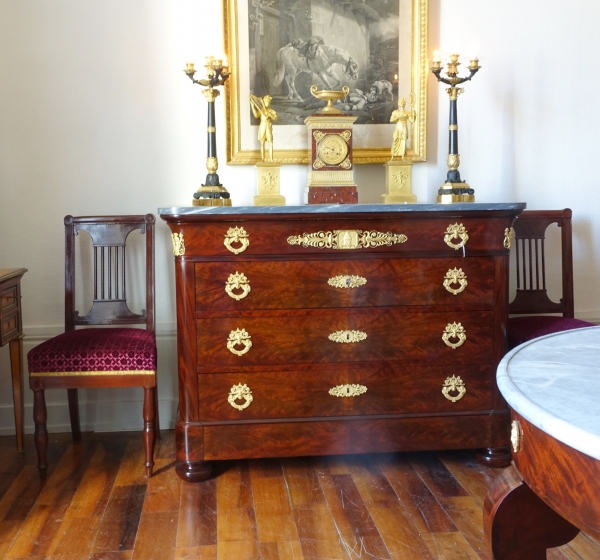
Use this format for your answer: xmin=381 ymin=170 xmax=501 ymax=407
xmin=184 ymin=57 xmax=232 ymax=206
xmin=431 ymin=53 xmax=481 ymax=203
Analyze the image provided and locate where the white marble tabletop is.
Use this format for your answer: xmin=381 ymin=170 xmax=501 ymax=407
xmin=497 ymin=326 xmax=600 ymax=460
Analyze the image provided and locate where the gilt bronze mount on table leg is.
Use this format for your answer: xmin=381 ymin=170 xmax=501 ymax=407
xmin=184 ymin=58 xmax=232 ymax=206
xmin=431 ymin=53 xmax=481 ymax=203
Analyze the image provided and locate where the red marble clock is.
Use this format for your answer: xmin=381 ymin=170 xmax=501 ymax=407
xmin=304 ymin=114 xmax=358 ymax=204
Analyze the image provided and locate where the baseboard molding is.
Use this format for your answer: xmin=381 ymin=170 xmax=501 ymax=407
xmin=0 ymin=397 xmax=178 ymax=436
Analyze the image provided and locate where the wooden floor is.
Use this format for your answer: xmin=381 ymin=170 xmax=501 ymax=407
xmin=0 ymin=431 xmax=598 ymax=559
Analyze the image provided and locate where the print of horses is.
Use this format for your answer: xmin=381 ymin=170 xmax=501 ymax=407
xmin=273 ymin=44 xmax=359 ymax=101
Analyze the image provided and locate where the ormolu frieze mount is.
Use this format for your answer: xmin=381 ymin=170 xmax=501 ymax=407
xmin=288 ymin=229 xmax=407 ymax=250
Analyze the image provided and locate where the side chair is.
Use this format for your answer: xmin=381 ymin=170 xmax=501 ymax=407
xmin=27 ymin=215 xmax=159 ymax=479
xmin=508 ymin=209 xmax=594 ymax=350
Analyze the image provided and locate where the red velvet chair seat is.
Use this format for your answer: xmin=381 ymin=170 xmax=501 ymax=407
xmin=508 ymin=316 xmax=595 ymax=350
xmin=28 ymin=328 xmax=156 ymax=376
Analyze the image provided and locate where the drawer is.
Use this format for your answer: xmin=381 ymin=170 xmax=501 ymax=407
xmin=0 ymin=312 xmax=20 ymax=345
xmin=196 ymin=309 xmax=495 ymax=370
xmin=179 ymin=217 xmax=511 ymax=257
xmin=196 ymin=257 xmax=495 ymax=311
xmin=0 ymin=283 xmax=19 ymax=314
xmin=198 ymin=363 xmax=494 ymax=421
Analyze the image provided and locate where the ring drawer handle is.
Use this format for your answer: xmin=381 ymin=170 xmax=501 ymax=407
xmin=227 ymin=328 xmax=252 ymax=356
xmin=329 ymin=384 xmax=368 ymax=398
xmin=442 ymin=322 xmax=466 ymax=349
xmin=228 ymin=383 xmax=253 ymax=410
xmin=328 ymin=275 xmax=367 ymax=289
xmin=329 ymin=330 xmax=367 ymax=344
xmin=444 ymin=223 xmax=469 ymax=250
xmin=225 ymin=272 xmax=251 ymax=300
xmin=224 ymin=226 xmax=250 ymax=254
xmin=442 ymin=375 xmax=466 ymax=402
xmin=443 ymin=268 xmax=468 ymax=295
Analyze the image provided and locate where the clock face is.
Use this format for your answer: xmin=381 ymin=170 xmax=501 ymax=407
xmin=318 ymin=134 xmax=348 ymax=166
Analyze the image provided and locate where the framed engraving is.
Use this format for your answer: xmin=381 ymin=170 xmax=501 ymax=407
xmin=223 ymin=0 xmax=428 ymax=164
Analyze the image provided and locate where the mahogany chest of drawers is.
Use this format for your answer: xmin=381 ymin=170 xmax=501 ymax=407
xmin=160 ymin=203 xmax=524 ymax=482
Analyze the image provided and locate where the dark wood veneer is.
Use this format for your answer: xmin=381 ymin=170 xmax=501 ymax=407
xmin=162 ymin=207 xmax=521 ymax=481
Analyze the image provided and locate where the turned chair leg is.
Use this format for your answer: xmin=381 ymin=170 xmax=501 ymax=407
xmin=33 ymin=389 xmax=49 ymax=480
xmin=67 ymin=388 xmax=81 ymax=441
xmin=143 ymin=386 xmax=156 ymax=478
xmin=154 ymin=381 xmax=161 ymax=440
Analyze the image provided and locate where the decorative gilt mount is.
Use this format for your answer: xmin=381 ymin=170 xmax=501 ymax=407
xmin=443 ymin=268 xmax=468 ymax=295
xmin=442 ymin=322 xmax=467 ymax=349
xmin=329 ymin=384 xmax=368 ymax=398
xmin=510 ymin=419 xmax=523 ymax=453
xmin=442 ymin=375 xmax=466 ymax=402
xmin=224 ymin=226 xmax=250 ymax=254
xmin=328 ymin=275 xmax=367 ymax=289
xmin=328 ymin=330 xmax=367 ymax=344
xmin=227 ymin=328 xmax=252 ymax=356
xmin=288 ymin=229 xmax=407 ymax=250
xmin=504 ymin=227 xmax=514 ymax=249
xmin=171 ymin=232 xmax=185 ymax=256
xmin=225 ymin=272 xmax=251 ymax=300
xmin=228 ymin=383 xmax=253 ymax=411
xmin=444 ymin=223 xmax=469 ymax=250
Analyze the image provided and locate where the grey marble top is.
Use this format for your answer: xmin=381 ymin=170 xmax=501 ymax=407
xmin=497 ymin=326 xmax=600 ymax=461
xmin=159 ymin=202 xmax=526 ymax=216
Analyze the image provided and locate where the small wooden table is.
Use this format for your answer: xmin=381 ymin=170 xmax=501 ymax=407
xmin=484 ymin=326 xmax=600 ymax=559
xmin=0 ymin=268 xmax=27 ymax=452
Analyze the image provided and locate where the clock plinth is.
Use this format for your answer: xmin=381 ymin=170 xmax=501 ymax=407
xmin=304 ymin=114 xmax=358 ymax=205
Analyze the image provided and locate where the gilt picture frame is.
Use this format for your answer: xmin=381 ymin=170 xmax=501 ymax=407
xmin=223 ymin=0 xmax=428 ymax=165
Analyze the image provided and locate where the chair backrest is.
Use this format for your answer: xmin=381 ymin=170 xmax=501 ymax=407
xmin=509 ymin=209 xmax=574 ymax=317
xmin=64 ymin=215 xmax=155 ymax=331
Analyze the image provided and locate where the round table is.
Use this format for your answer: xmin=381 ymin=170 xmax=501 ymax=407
xmin=484 ymin=326 xmax=600 ymax=559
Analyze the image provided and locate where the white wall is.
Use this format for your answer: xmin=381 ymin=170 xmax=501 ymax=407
xmin=1 ymin=0 xmax=599 ymax=435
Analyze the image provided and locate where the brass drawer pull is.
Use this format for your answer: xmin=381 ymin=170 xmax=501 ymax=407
xmin=329 ymin=384 xmax=368 ymax=398
xmin=442 ymin=375 xmax=466 ymax=402
xmin=224 ymin=226 xmax=250 ymax=254
xmin=442 ymin=322 xmax=466 ymax=349
xmin=444 ymin=223 xmax=469 ymax=250
xmin=288 ymin=229 xmax=407 ymax=250
xmin=443 ymin=268 xmax=468 ymax=295
xmin=227 ymin=328 xmax=252 ymax=356
xmin=511 ymin=420 xmax=523 ymax=453
xmin=329 ymin=330 xmax=367 ymax=343
xmin=328 ymin=275 xmax=367 ymax=289
xmin=225 ymin=272 xmax=251 ymax=300
xmin=228 ymin=383 xmax=253 ymax=410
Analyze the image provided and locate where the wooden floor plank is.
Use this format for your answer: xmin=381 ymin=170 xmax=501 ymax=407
xmin=563 ymin=533 xmax=600 ymax=558
xmin=46 ymin=516 xmax=101 ymax=560
xmin=280 ymin=457 xmax=325 ymax=508
xmin=292 ymin=503 xmax=348 ymax=560
xmin=423 ymin=531 xmax=481 ymax=560
xmin=315 ymin=468 xmax=391 ymax=559
xmin=367 ymin=502 xmax=436 ymax=560
xmin=131 ymin=511 xmax=177 ymax=560
xmin=91 ymin=484 xmax=147 ymax=554
xmin=438 ymin=496 xmax=488 ymax=560
xmin=176 ymin=478 xmax=217 ymax=549
xmin=174 ymin=545 xmax=217 ymax=559
xmin=378 ymin=455 xmax=457 ymax=535
xmin=250 ymin=460 xmax=299 ymax=544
